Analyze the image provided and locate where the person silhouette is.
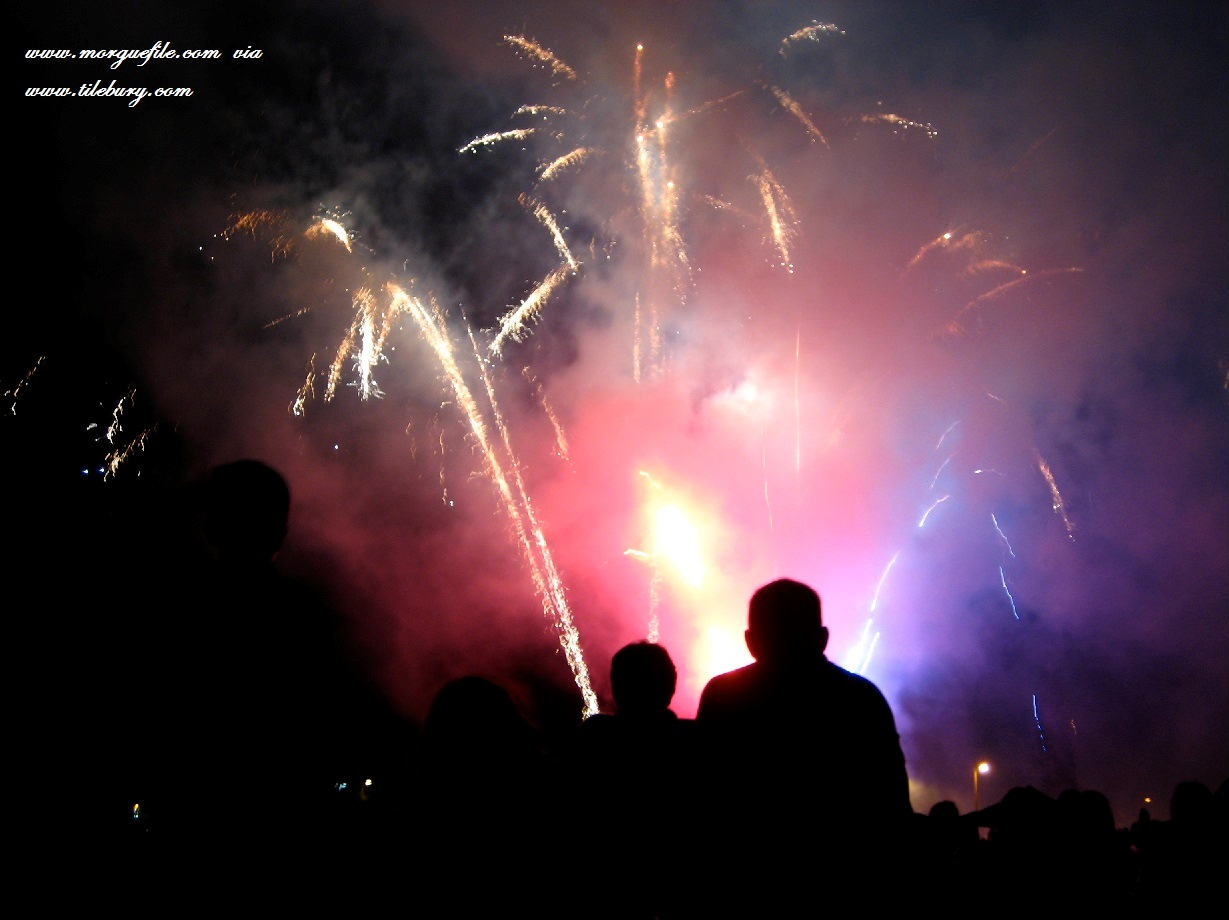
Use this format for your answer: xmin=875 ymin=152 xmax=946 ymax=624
xmin=694 ymin=577 xmax=913 ymax=906
xmin=567 ymin=641 xmax=703 ymax=917
xmin=414 ymin=675 xmax=557 ymax=915
xmin=142 ymin=458 xmax=404 ymax=898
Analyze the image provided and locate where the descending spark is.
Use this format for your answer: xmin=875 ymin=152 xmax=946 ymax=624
xmin=263 ymin=306 xmax=314 ymax=329
xmin=962 ymin=259 xmax=1025 ymax=278
xmin=768 ymin=85 xmax=829 ymax=146
xmin=221 ymin=209 xmax=297 ymax=261
xmin=929 ymin=452 xmax=955 ymax=490
xmin=519 ymin=194 xmax=579 ymax=270
xmin=940 ymin=267 xmax=1085 ymax=337
xmin=999 ymin=566 xmax=1020 ymax=619
xmin=539 ymin=146 xmax=595 ymax=181
xmin=503 ymin=35 xmax=578 ymax=82
xmin=6 ymin=356 xmax=43 ymax=414
xmin=515 ymin=104 xmax=567 ymax=118
xmin=458 ymin=128 xmax=537 ymax=154
xmin=93 ymin=387 xmax=153 ymax=479
xmin=1035 ymin=449 xmax=1076 ymax=540
xmin=905 ymin=230 xmax=983 ymax=270
xmin=523 ymin=367 xmax=570 ymax=464
xmin=489 ymin=264 xmax=575 ymax=356
xmin=918 ymin=494 xmax=949 ymax=528
xmin=856 ymin=112 xmax=938 ymax=139
xmin=307 ymin=216 xmax=353 ymax=252
xmin=1009 ymin=127 xmax=1058 ymax=175
xmin=322 ymin=287 xmax=401 ymax=401
xmin=1032 ymin=694 xmax=1050 ymax=753
xmin=870 ymin=551 xmax=901 ymax=612
xmin=780 ymin=20 xmax=845 ymax=55
xmin=104 ymin=388 xmax=135 ymax=444
xmin=990 ymin=513 xmax=1017 ymax=558
xmin=935 ymin=419 xmax=961 ymax=452
xmin=291 ymin=354 xmax=317 ymax=417
xmin=752 ymin=159 xmax=799 ymax=269
xmin=844 ymin=618 xmax=880 ymax=674
xmin=387 ymin=281 xmax=597 ymax=715
xmin=104 ymin=427 xmax=153 ymax=479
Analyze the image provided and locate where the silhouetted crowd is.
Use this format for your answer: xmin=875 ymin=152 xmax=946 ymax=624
xmin=24 ymin=460 xmax=1227 ymax=915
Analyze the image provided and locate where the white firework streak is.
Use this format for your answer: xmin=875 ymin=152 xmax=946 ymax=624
xmin=390 ymin=282 xmax=599 ymax=715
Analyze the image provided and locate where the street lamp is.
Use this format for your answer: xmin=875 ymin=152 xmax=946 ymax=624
xmin=973 ymin=761 xmax=991 ymax=811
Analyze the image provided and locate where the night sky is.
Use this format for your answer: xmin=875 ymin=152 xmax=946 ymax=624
xmin=11 ymin=0 xmax=1227 ymax=823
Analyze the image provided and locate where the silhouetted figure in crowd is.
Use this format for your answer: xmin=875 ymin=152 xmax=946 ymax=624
xmin=137 ymin=459 xmax=409 ymax=898
xmin=1053 ymin=787 xmax=1138 ymax=908
xmin=695 ymin=578 xmax=913 ymax=907
xmin=566 ymin=641 xmax=704 ymax=918
xmin=1131 ymin=777 xmax=1228 ymax=908
xmin=416 ymin=675 xmax=558 ymax=915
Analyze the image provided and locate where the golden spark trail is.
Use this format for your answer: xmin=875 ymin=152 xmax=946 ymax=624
xmin=390 ymin=282 xmax=597 ymax=713
xmin=515 ymin=104 xmax=567 ymax=117
xmin=263 ymin=305 xmax=314 ymax=329
xmin=523 ymin=367 xmax=570 ymax=464
xmin=459 ymin=128 xmax=536 ymax=154
xmin=539 ymin=146 xmax=594 ymax=181
xmin=906 ymin=230 xmax=983 ymax=270
xmin=222 ymin=209 xmax=297 ymax=260
xmin=6 ymin=356 xmax=44 ymax=414
xmin=503 ymin=35 xmax=577 ymax=81
xmin=753 ymin=161 xmax=798 ymax=269
xmin=940 ymin=267 xmax=1084 ymax=337
xmin=323 ymin=286 xmax=401 ymax=401
xmin=1035 ymin=449 xmax=1076 ymax=540
xmin=291 ymin=354 xmax=316 ymax=417
xmin=520 ymin=194 xmax=579 ymax=269
xmin=962 ymin=259 xmax=1025 ymax=278
xmin=307 ymin=217 xmax=353 ymax=252
xmin=467 ymin=322 xmax=598 ymax=716
xmin=104 ymin=427 xmax=153 ymax=479
xmin=489 ymin=264 xmax=574 ymax=355
xmin=857 ymin=113 xmax=938 ymax=139
xmin=769 ymin=85 xmax=829 ymax=146
xmin=780 ymin=20 xmax=845 ymax=55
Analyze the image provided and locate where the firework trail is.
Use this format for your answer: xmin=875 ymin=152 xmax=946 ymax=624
xmin=503 ymin=35 xmax=578 ymax=82
xmin=856 ymin=112 xmax=938 ymax=139
xmin=467 ymin=33 xmax=851 ymax=371
xmin=939 ymin=267 xmax=1085 ymax=338
xmin=307 ymin=216 xmax=353 ymax=252
xmin=489 ymin=264 xmax=576 ymax=356
xmin=522 ymin=367 xmax=570 ymax=464
xmin=223 ymin=208 xmax=602 ymax=710
xmin=768 ymin=85 xmax=829 ymax=146
xmin=5 ymin=357 xmax=44 ymax=414
xmin=1035 ymin=448 xmax=1076 ymax=540
xmin=389 ymin=281 xmax=600 ymax=714
xmin=780 ymin=21 xmax=845 ymax=55
xmin=519 ymin=194 xmax=580 ymax=270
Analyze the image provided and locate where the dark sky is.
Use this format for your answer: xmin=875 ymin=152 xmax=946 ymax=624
xmin=11 ymin=0 xmax=1227 ymax=822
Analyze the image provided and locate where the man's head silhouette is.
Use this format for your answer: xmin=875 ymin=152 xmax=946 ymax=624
xmin=745 ymin=578 xmax=829 ymax=667
xmin=610 ymin=640 xmax=678 ymax=715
